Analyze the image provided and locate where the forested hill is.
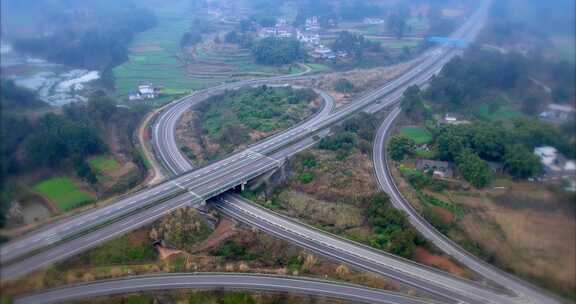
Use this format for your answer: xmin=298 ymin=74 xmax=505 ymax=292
xmin=1 ymin=0 xmax=157 ymax=71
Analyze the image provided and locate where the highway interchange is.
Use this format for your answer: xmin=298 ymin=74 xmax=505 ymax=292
xmin=3 ymin=0 xmax=563 ymax=303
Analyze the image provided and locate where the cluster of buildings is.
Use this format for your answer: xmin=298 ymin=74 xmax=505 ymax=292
xmin=257 ymin=17 xmax=347 ymax=61
xmin=534 ymin=146 xmax=576 ymax=187
xmin=128 ymin=84 xmax=162 ymax=101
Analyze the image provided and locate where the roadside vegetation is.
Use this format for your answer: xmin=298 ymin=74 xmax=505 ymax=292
xmin=73 ymin=291 xmax=346 ymax=304
xmin=1 ymin=85 xmax=150 ymax=235
xmin=178 ymin=86 xmax=319 ymax=162
xmin=387 ymin=16 xmax=576 ymax=298
xmin=1 ymin=207 xmax=410 ymax=303
xmin=70 ymin=291 xmax=345 ymax=304
xmin=245 ymin=112 xmax=471 ymax=278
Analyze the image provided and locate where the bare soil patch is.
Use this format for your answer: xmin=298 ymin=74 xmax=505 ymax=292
xmin=414 ymin=247 xmax=471 ymax=278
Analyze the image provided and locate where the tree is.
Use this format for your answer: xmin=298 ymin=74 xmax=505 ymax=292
xmin=296 ymin=152 xmax=317 ymax=169
xmin=363 ymin=192 xmax=417 ymax=258
xmin=436 ymin=125 xmax=471 ymax=161
xmin=225 ymin=31 xmax=239 ymax=43
xmin=401 ymin=85 xmax=428 ymax=123
xmin=521 ymin=96 xmax=542 ymax=116
xmin=503 ymin=144 xmax=542 ymax=179
xmin=24 ymin=113 xmax=105 ymax=167
xmin=334 ymin=78 xmax=354 ymax=93
xmin=388 ymin=135 xmax=416 ymax=161
xmin=180 ymin=30 xmax=202 ymax=48
xmin=331 ymin=31 xmax=381 ymax=59
xmin=387 ymin=13 xmax=408 ymax=39
xmin=0 ymin=80 xmax=45 ymax=109
xmin=469 ymin=123 xmax=508 ymax=161
xmin=88 ymin=94 xmax=117 ymax=123
xmin=73 ymin=156 xmax=98 ymax=184
xmin=456 ymin=150 xmax=491 ymax=188
xmin=251 ymin=37 xmax=304 ymax=65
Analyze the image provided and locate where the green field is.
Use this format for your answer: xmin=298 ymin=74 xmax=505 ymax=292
xmin=33 ymin=177 xmax=94 ymax=211
xmin=113 ymin=1 xmax=195 ymax=102
xmin=476 ymin=103 xmax=522 ymax=121
xmin=89 ymin=155 xmax=120 ymax=174
xmin=114 ymin=2 xmax=312 ymax=104
xmin=306 ymin=63 xmax=331 ymax=73
xmin=401 ymin=127 xmax=433 ymax=144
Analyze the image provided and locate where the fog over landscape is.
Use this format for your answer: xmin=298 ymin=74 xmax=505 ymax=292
xmin=1 ymin=1 xmax=574 ymax=304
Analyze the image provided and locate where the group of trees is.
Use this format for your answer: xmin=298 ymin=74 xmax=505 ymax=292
xmin=388 ymin=116 xmax=565 ymax=187
xmin=331 ymin=31 xmax=382 ymax=60
xmin=24 ymin=114 xmax=105 ymax=170
xmin=180 ymin=30 xmax=203 ymax=48
xmin=318 ymin=112 xmax=379 ymax=158
xmin=401 ymin=85 xmax=430 ymax=123
xmin=225 ymin=31 xmax=255 ymax=49
xmin=426 ymin=47 xmax=575 ymax=118
xmin=425 ymin=48 xmax=526 ymax=111
xmin=388 ymin=136 xmax=416 ymax=162
xmin=251 ymin=37 xmax=305 ymax=65
xmin=1 ymin=80 xmax=47 ymax=109
xmin=8 ymin=0 xmax=157 ymax=72
xmin=197 ymin=86 xmax=317 ymax=153
xmin=334 ymin=78 xmax=355 ymax=94
xmin=363 ymin=192 xmax=419 ymax=258
xmin=340 ymin=1 xmax=384 ymax=21
xmin=435 ymin=120 xmax=553 ymax=186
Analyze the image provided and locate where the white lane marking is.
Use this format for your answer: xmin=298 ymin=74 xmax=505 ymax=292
xmin=246 ymin=149 xmax=281 ymax=165
xmin=172 ymin=182 xmax=202 ymax=199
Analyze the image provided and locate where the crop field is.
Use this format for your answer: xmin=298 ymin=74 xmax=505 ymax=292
xmin=401 ymin=127 xmax=433 ymax=144
xmin=33 ymin=177 xmax=94 ymax=212
xmin=114 ymin=1 xmax=311 ymax=104
xmin=475 ymin=103 xmax=522 ymax=121
xmin=113 ymin=1 xmax=195 ymax=101
xmin=88 ymin=155 xmax=120 ymax=175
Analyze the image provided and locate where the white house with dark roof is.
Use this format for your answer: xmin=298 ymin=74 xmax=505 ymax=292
xmin=539 ymin=103 xmax=575 ymax=124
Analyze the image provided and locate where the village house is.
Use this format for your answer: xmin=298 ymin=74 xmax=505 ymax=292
xmin=416 ymin=159 xmax=455 ymax=179
xmin=311 ymin=45 xmax=336 ymax=59
xmin=439 ymin=114 xmax=470 ymax=125
xmin=534 ymin=146 xmax=576 ymax=182
xmin=129 ymin=84 xmax=161 ymax=101
xmin=539 ymin=103 xmax=575 ymax=124
xmin=305 ymin=16 xmax=320 ymax=31
xmin=363 ymin=17 xmax=385 ymax=25
xmin=296 ymin=30 xmax=320 ymax=45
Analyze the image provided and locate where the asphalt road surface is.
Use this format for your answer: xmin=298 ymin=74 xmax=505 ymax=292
xmin=4 ymin=3 xmax=536 ymax=304
xmin=14 ymin=274 xmax=438 ymax=304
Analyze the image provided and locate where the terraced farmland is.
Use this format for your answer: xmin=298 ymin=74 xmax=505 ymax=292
xmin=114 ymin=2 xmax=311 ymax=105
xmin=113 ymin=1 xmax=193 ymax=104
